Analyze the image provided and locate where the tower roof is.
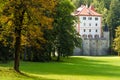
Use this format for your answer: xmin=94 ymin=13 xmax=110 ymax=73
xmin=74 ymin=5 xmax=102 ymax=16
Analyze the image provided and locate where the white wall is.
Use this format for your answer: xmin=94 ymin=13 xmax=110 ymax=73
xmin=77 ymin=16 xmax=102 ymax=38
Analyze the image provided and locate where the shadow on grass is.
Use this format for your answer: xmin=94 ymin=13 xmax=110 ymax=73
xmin=20 ymin=57 xmax=120 ymax=78
xmin=1 ymin=56 xmax=120 ymax=78
xmin=19 ymin=71 xmax=55 ymax=80
xmin=0 ymin=67 xmax=55 ymax=80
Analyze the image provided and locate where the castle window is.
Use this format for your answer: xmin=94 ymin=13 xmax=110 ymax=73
xmin=84 ymin=29 xmax=86 ymax=32
xmin=83 ymin=17 xmax=86 ymax=20
xmin=84 ymin=23 xmax=86 ymax=26
xmin=95 ymin=29 xmax=98 ymax=32
xmin=95 ymin=17 xmax=98 ymax=20
xmin=88 ymin=34 xmax=92 ymax=38
xmin=88 ymin=17 xmax=92 ymax=20
xmin=82 ymin=34 xmax=87 ymax=38
xmin=94 ymin=35 xmax=99 ymax=38
xmin=89 ymin=23 xmax=91 ymax=26
xmin=89 ymin=29 xmax=91 ymax=32
xmin=95 ymin=23 xmax=98 ymax=26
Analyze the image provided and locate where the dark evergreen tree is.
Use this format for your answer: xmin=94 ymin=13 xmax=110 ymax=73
xmin=107 ymin=0 xmax=120 ymax=54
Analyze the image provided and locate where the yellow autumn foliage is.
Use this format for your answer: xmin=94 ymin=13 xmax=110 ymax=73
xmin=113 ymin=26 xmax=120 ymax=55
xmin=0 ymin=0 xmax=57 ymax=48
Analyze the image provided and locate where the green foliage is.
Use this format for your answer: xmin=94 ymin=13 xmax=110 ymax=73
xmin=0 ymin=43 xmax=13 ymax=63
xmin=0 ymin=0 xmax=56 ymax=71
xmin=106 ymin=0 xmax=120 ymax=54
xmin=72 ymin=0 xmax=93 ymax=8
xmin=107 ymin=0 xmax=120 ymax=37
xmin=92 ymin=0 xmax=108 ymax=25
xmin=113 ymin=26 xmax=120 ymax=56
xmin=52 ymin=0 xmax=81 ymax=61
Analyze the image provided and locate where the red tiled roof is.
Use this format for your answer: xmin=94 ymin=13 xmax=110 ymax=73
xmin=75 ymin=5 xmax=102 ymax=16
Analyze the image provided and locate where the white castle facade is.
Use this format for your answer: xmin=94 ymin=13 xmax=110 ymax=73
xmin=74 ymin=5 xmax=110 ymax=56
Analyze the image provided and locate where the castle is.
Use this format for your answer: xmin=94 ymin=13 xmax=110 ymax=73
xmin=74 ymin=5 xmax=110 ymax=56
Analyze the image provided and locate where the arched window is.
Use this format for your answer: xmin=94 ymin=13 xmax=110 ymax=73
xmin=82 ymin=34 xmax=87 ymax=38
xmin=88 ymin=34 xmax=92 ymax=38
xmin=94 ymin=34 xmax=99 ymax=38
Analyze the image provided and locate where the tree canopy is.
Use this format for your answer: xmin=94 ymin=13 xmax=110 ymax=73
xmin=53 ymin=0 xmax=81 ymax=61
xmin=0 ymin=0 xmax=56 ymax=72
xmin=113 ymin=26 xmax=120 ymax=56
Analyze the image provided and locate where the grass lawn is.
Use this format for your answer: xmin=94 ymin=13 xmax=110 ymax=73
xmin=0 ymin=56 xmax=120 ymax=80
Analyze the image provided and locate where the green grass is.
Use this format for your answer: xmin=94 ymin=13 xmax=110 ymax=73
xmin=0 ymin=56 xmax=120 ymax=80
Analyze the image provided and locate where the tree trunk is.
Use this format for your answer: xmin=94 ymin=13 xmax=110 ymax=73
xmin=118 ymin=52 xmax=120 ymax=56
xmin=14 ymin=28 xmax=21 ymax=72
xmin=57 ymin=53 xmax=60 ymax=61
xmin=14 ymin=5 xmax=25 ymax=72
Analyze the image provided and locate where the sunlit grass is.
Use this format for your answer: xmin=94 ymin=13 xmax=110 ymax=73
xmin=0 ymin=56 xmax=120 ymax=80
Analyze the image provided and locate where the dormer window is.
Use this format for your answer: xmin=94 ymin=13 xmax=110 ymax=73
xmin=83 ymin=17 xmax=86 ymax=20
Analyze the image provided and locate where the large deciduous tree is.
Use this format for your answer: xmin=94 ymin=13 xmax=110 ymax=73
xmin=0 ymin=0 xmax=56 ymax=72
xmin=53 ymin=0 xmax=81 ymax=61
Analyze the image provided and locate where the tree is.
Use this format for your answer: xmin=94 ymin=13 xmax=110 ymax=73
xmin=0 ymin=0 xmax=56 ymax=72
xmin=53 ymin=0 xmax=81 ymax=61
xmin=107 ymin=0 xmax=120 ymax=38
xmin=71 ymin=0 xmax=93 ymax=8
xmin=91 ymin=0 xmax=108 ymax=26
xmin=107 ymin=0 xmax=120 ymax=54
xmin=113 ymin=26 xmax=120 ymax=56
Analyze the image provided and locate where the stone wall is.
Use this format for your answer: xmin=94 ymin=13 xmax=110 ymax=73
xmin=73 ymin=32 xmax=110 ymax=56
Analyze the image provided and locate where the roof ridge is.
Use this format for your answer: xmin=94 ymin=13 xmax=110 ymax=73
xmin=75 ymin=5 xmax=102 ymax=16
